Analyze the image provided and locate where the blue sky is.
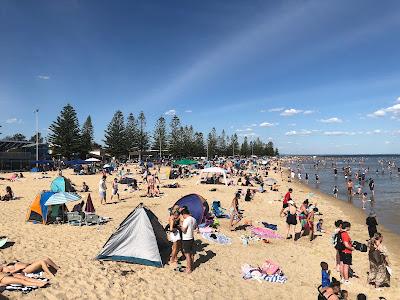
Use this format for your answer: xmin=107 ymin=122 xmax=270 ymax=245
xmin=0 ymin=0 xmax=399 ymax=154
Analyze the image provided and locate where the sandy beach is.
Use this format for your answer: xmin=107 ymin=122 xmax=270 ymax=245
xmin=0 ymin=164 xmax=399 ymax=300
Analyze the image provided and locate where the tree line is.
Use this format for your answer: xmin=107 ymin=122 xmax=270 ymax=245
xmin=6 ymin=104 xmax=279 ymax=159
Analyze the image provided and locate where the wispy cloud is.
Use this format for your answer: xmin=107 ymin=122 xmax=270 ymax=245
xmin=280 ymin=108 xmax=303 ymax=116
xmin=238 ymin=132 xmax=258 ymax=137
xmin=165 ymin=109 xmax=177 ymax=116
xmin=367 ymin=97 xmax=400 ymax=118
xmin=259 ymin=122 xmax=277 ymax=127
xmin=236 ymin=128 xmax=253 ymax=132
xmin=268 ymin=107 xmax=285 ymax=112
xmin=303 ymin=110 xmax=315 ymax=115
xmin=5 ymin=118 xmax=23 ymax=124
xmin=285 ymin=129 xmax=313 ymax=136
xmin=185 ymin=110 xmax=192 ymax=113
xmin=37 ymin=75 xmax=50 ymax=80
xmin=319 ymin=117 xmax=343 ymax=123
xmin=323 ymin=131 xmax=356 ymax=136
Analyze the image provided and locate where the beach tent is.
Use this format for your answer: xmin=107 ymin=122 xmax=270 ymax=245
xmin=174 ymin=159 xmax=198 ymax=166
xmin=96 ymin=203 xmax=170 ymax=267
xmin=198 ymin=167 xmax=228 ymax=185
xmin=50 ymin=176 xmax=76 ymax=192
xmin=26 ymin=191 xmax=56 ymax=224
xmin=174 ymin=194 xmax=209 ymax=224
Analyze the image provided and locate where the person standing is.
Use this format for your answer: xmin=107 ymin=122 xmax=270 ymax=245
xmin=366 ymin=212 xmax=378 ymax=239
xmin=280 ymin=188 xmax=293 ymax=217
xmin=346 ymin=180 xmax=353 ymax=201
xmin=110 ymin=178 xmax=120 ymax=202
xmin=368 ymin=232 xmax=391 ymax=288
xmin=340 ymin=222 xmax=354 ymax=284
xmin=180 ymin=208 xmax=197 ymax=274
xmin=99 ymin=175 xmax=107 ymax=205
xmin=283 ymin=199 xmax=297 ymax=239
xmin=369 ymin=179 xmax=375 ymax=196
xmin=333 ymin=185 xmax=339 ymax=198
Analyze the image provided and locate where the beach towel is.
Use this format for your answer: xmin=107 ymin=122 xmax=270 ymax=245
xmin=241 ymin=264 xmax=287 ymax=284
xmin=261 ymin=222 xmax=277 ymax=231
xmin=199 ymin=226 xmax=213 ymax=233
xmin=251 ymin=227 xmax=283 ymax=239
xmin=4 ymin=273 xmax=48 ymax=294
xmin=202 ymin=232 xmax=231 ymax=245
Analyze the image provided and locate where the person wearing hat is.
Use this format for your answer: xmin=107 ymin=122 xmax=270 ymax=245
xmin=366 ymin=212 xmax=378 ymax=239
xmin=283 ymin=198 xmax=297 ymax=239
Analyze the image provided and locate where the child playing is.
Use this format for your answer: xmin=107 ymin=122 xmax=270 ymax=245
xmin=316 ymin=219 xmax=324 ymax=233
xmin=333 ymin=185 xmax=338 ymax=198
xmin=320 ymin=261 xmax=331 ymax=288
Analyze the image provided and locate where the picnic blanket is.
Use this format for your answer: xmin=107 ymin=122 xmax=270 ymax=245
xmin=251 ymin=227 xmax=282 ymax=239
xmin=202 ymin=232 xmax=232 ymax=245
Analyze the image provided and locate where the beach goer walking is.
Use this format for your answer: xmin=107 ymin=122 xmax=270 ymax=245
xmin=180 ymin=207 xmax=197 ymax=274
xmin=295 ymin=199 xmax=309 ymax=240
xmin=361 ymin=192 xmax=367 ymax=209
xmin=283 ymin=199 xmax=297 ymax=240
xmin=230 ymin=192 xmax=242 ymax=231
xmin=305 ymin=173 xmax=309 ymax=183
xmin=280 ymin=188 xmax=292 ymax=217
xmin=307 ymin=206 xmax=317 ymax=241
xmin=368 ymin=232 xmax=391 ymax=288
xmin=366 ymin=212 xmax=378 ymax=239
xmin=333 ymin=185 xmax=338 ymax=198
xmin=369 ymin=179 xmax=375 ymax=196
xmin=99 ymin=175 xmax=107 ymax=205
xmin=110 ymin=178 xmax=120 ymax=202
xmin=339 ymin=222 xmax=354 ymax=284
xmin=346 ymin=180 xmax=353 ymax=201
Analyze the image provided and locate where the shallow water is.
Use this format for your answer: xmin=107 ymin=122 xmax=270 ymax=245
xmin=286 ymin=155 xmax=400 ymax=234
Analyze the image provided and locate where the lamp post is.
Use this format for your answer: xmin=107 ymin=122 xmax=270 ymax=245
xmin=34 ymin=109 xmax=39 ymax=167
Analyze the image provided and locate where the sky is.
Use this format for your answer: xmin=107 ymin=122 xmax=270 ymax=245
xmin=0 ymin=0 xmax=399 ymax=154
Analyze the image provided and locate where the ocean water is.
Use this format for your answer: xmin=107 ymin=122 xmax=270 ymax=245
xmin=286 ymin=155 xmax=400 ymax=235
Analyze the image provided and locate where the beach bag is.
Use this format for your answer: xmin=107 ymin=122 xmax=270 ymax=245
xmin=334 ymin=232 xmax=345 ymax=251
xmin=169 ymin=231 xmax=181 ymax=242
xmin=261 ymin=260 xmax=280 ymax=275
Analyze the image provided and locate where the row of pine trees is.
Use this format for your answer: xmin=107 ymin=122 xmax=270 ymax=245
xmin=48 ymin=104 xmax=279 ymax=159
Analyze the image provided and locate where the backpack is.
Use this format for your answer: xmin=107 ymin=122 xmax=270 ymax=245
xmin=334 ymin=231 xmax=345 ymax=251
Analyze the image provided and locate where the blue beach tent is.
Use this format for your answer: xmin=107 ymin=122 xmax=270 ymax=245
xmin=174 ymin=194 xmax=209 ymax=224
xmin=96 ymin=203 xmax=170 ymax=267
xmin=50 ymin=176 xmax=76 ymax=192
xmin=26 ymin=191 xmax=56 ymax=224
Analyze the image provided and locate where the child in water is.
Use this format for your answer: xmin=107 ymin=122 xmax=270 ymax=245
xmin=333 ymin=186 xmax=338 ymax=198
xmin=361 ymin=192 xmax=367 ymax=209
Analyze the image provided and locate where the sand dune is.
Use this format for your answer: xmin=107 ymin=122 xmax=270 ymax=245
xmin=0 ymin=165 xmax=399 ymax=299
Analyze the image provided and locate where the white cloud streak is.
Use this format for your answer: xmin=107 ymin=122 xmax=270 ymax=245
xmin=37 ymin=75 xmax=50 ymax=80
xmin=165 ymin=109 xmax=177 ymax=116
xmin=319 ymin=117 xmax=343 ymax=123
xmin=280 ymin=108 xmax=303 ymax=116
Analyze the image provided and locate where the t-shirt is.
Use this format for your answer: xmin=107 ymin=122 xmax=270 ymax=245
xmin=283 ymin=192 xmax=291 ymax=204
xmin=366 ymin=217 xmax=378 ymax=228
xmin=341 ymin=231 xmax=352 ymax=254
xmin=99 ymin=180 xmax=107 ymax=193
xmin=182 ymin=216 xmax=197 ymax=240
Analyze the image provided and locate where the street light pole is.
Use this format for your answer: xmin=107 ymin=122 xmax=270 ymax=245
xmin=35 ymin=109 xmax=39 ymax=167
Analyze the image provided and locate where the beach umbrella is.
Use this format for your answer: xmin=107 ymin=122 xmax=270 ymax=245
xmin=84 ymin=194 xmax=95 ymax=213
xmin=174 ymin=159 xmax=198 ymax=166
xmin=45 ymin=192 xmax=81 ymax=206
xmin=85 ymin=158 xmax=101 ymax=162
xmin=264 ymin=178 xmax=277 ymax=186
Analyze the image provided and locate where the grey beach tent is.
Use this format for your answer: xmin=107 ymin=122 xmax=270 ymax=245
xmin=96 ymin=203 xmax=170 ymax=267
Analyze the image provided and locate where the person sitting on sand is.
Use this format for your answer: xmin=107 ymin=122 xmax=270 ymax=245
xmin=229 ymin=192 xmax=242 ymax=231
xmin=2 ymin=186 xmax=14 ymax=201
xmin=81 ymin=182 xmax=89 ymax=192
xmin=319 ymin=280 xmax=341 ymax=300
xmin=1 ymin=258 xmax=60 ymax=278
xmin=0 ymin=269 xmax=48 ymax=288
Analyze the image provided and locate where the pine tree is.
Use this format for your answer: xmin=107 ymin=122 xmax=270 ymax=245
xmin=153 ymin=116 xmax=167 ymax=157
xmin=207 ymin=128 xmax=218 ymax=158
xmin=168 ymin=115 xmax=182 ymax=157
xmin=125 ymin=113 xmax=139 ymax=154
xmin=48 ymin=104 xmax=81 ymax=158
xmin=137 ymin=111 xmax=149 ymax=158
xmin=229 ymin=134 xmax=240 ymax=156
xmin=104 ymin=110 xmax=126 ymax=158
xmin=80 ymin=115 xmax=94 ymax=158
xmin=217 ymin=130 xmax=227 ymax=156
xmin=193 ymin=132 xmax=205 ymax=157
xmin=181 ymin=125 xmax=194 ymax=157
xmin=240 ymin=137 xmax=249 ymax=156
xmin=265 ymin=141 xmax=274 ymax=156
xmin=274 ymin=147 xmax=280 ymax=156
xmin=29 ymin=133 xmax=44 ymax=143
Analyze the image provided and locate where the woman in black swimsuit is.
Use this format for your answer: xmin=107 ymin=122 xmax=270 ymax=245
xmin=283 ymin=199 xmax=297 ymax=240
